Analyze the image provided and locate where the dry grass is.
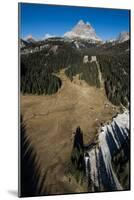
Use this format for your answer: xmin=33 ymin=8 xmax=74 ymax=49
xmin=20 ymin=69 xmax=119 ymax=194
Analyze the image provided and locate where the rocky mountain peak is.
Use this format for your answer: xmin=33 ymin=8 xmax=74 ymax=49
xmin=26 ymin=35 xmax=37 ymax=43
xmin=64 ymin=20 xmax=102 ymax=42
xmin=78 ymin=19 xmax=85 ymax=25
xmin=117 ymin=32 xmax=129 ymax=43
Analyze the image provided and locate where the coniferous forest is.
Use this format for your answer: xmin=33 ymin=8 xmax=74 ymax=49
xmin=21 ymin=39 xmax=130 ymax=107
xmin=97 ymin=54 xmax=130 ymax=106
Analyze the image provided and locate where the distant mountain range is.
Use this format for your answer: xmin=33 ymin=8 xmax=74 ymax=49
xmin=20 ymin=20 xmax=129 ymax=47
xmin=26 ymin=35 xmax=37 ymax=44
xmin=20 ymin=36 xmax=37 ymax=48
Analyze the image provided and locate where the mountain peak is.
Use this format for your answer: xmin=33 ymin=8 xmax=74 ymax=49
xmin=78 ymin=19 xmax=85 ymax=25
xmin=117 ymin=31 xmax=129 ymax=43
xmin=64 ymin=20 xmax=102 ymax=42
xmin=86 ymin=22 xmax=91 ymax=26
xmin=25 ymin=35 xmax=37 ymax=43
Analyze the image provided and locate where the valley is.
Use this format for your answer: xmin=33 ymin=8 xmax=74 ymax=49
xmin=21 ymin=67 xmax=119 ymax=194
xmin=20 ymin=19 xmax=130 ymax=196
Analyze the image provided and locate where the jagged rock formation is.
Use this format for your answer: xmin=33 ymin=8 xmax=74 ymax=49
xmin=117 ymin=32 xmax=129 ymax=43
xmin=64 ymin=20 xmax=102 ymax=42
xmin=26 ymin=35 xmax=37 ymax=44
xmin=84 ymin=110 xmax=129 ymax=192
xmin=20 ymin=39 xmax=29 ymax=48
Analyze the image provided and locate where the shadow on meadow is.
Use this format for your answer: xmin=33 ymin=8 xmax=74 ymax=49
xmin=20 ymin=115 xmax=47 ymax=197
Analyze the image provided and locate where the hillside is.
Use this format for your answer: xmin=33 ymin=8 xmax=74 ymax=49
xmin=20 ymin=35 xmax=130 ymax=195
xmin=20 ymin=37 xmax=130 ymax=107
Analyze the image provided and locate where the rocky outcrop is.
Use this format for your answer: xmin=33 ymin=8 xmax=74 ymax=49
xmin=84 ymin=110 xmax=130 ymax=192
xmin=64 ymin=20 xmax=102 ymax=42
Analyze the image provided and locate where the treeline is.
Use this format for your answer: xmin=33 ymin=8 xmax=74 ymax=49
xmin=21 ymin=42 xmax=83 ymax=95
xmin=21 ymin=39 xmax=130 ymax=107
xmin=99 ymin=40 xmax=130 ymax=56
xmin=97 ymin=54 xmax=130 ymax=106
xmin=21 ymin=72 xmax=62 ymax=95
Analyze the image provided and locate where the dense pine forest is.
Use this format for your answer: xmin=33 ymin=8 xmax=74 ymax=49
xmin=97 ymin=54 xmax=130 ymax=106
xmin=21 ymin=42 xmax=83 ymax=95
xmin=20 ymin=38 xmax=130 ymax=106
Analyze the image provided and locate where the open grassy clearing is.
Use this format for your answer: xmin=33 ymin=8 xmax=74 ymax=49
xmin=21 ymin=69 xmax=119 ymax=194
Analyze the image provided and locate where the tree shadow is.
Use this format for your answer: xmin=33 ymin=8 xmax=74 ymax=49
xmin=19 ymin=115 xmax=47 ymax=197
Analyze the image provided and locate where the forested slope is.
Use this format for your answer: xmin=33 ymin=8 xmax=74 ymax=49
xmin=20 ymin=38 xmax=130 ymax=106
xmin=97 ymin=54 xmax=129 ymax=106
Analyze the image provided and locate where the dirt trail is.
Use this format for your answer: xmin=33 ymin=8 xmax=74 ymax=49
xmin=21 ymin=69 xmax=118 ymax=194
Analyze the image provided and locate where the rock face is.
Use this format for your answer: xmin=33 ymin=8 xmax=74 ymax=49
xmin=26 ymin=35 xmax=37 ymax=44
xmin=20 ymin=39 xmax=28 ymax=48
xmin=84 ymin=110 xmax=130 ymax=192
xmin=83 ymin=55 xmax=89 ymax=63
xmin=64 ymin=20 xmax=102 ymax=42
xmin=117 ymin=32 xmax=129 ymax=43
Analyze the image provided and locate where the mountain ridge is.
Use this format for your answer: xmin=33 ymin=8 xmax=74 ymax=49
xmin=21 ymin=20 xmax=129 ymax=44
xmin=64 ymin=20 xmax=102 ymax=42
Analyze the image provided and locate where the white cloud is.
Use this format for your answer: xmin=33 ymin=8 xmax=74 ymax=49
xmin=43 ymin=33 xmax=56 ymax=39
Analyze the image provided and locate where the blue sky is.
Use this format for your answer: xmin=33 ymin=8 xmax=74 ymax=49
xmin=20 ymin=3 xmax=130 ymax=41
